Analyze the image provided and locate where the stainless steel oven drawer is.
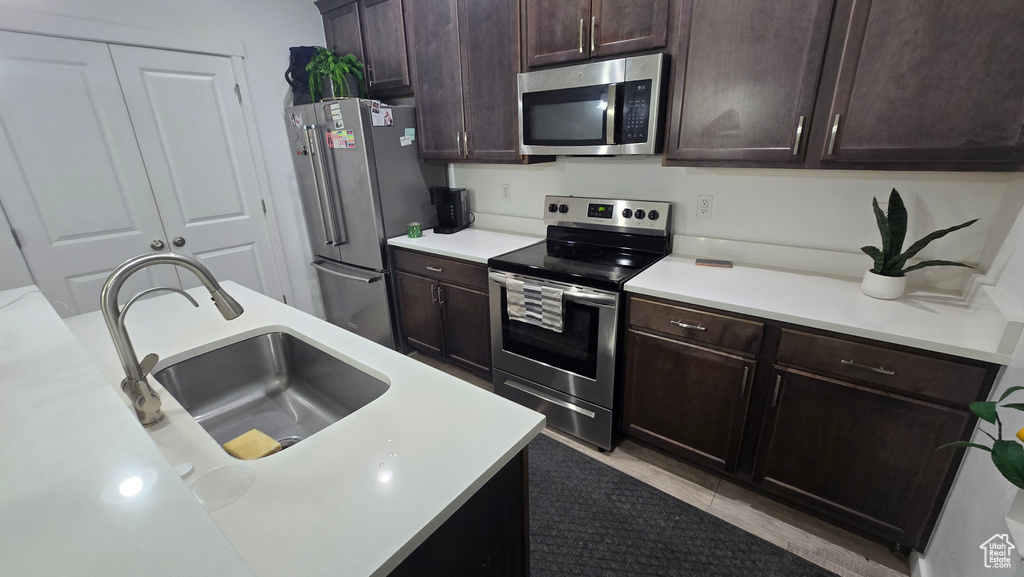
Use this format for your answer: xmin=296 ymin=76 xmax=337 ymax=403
xmin=494 ymin=369 xmax=613 ymax=451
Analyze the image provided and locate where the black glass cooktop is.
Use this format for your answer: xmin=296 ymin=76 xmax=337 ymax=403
xmin=489 ymin=236 xmax=666 ymax=291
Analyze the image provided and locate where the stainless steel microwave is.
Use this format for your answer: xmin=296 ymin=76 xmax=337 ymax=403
xmin=517 ymin=53 xmax=666 ymax=156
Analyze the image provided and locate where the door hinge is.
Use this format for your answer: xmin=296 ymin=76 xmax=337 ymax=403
xmin=282 ymin=294 xmax=287 ymax=304
xmin=234 ymin=84 xmax=242 ymax=105
xmin=261 ymin=199 xmax=267 ymax=214
xmin=10 ymin=227 xmax=21 ymax=248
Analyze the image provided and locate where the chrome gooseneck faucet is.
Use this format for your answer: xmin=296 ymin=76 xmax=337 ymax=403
xmin=101 ymin=252 xmax=244 ymax=426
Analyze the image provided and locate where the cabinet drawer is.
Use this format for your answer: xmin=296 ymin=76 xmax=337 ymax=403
xmin=392 ymin=249 xmax=488 ymax=291
xmin=628 ymin=297 xmax=763 ymax=354
xmin=776 ymin=329 xmax=988 ymax=406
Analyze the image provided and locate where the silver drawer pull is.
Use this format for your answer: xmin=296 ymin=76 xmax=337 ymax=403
xmin=504 ymin=380 xmax=596 ymax=419
xmin=841 ymin=359 xmax=895 ymax=376
xmin=426 ymin=265 xmax=443 ymax=272
xmin=670 ymin=320 xmax=706 ymax=331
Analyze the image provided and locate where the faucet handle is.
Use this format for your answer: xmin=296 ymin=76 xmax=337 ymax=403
xmin=139 ymin=353 xmax=159 ymax=378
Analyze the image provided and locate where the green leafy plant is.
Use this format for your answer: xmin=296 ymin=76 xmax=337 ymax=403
xmin=942 ymin=388 xmax=1024 ymax=490
xmin=860 ymin=188 xmax=977 ymax=277
xmin=305 ymin=47 xmax=366 ymax=101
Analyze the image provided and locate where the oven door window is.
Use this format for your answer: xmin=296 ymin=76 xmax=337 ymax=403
xmin=500 ymin=289 xmax=599 ymax=379
xmin=521 ymin=85 xmax=610 ymax=147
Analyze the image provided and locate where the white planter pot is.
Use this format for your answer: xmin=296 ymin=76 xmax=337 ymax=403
xmin=861 ymin=270 xmax=906 ymax=300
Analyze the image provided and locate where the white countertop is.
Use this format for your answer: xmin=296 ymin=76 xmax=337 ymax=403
xmin=65 ymin=281 xmax=545 ymax=577
xmin=0 ymin=286 xmax=255 ymax=577
xmin=626 ymin=257 xmax=1022 ymax=364
xmin=387 ymin=227 xmax=541 ymax=264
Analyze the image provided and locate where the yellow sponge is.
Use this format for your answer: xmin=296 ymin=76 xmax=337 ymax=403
xmin=223 ymin=429 xmax=282 ymax=460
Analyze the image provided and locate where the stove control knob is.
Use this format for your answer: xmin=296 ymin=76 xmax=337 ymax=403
xmin=648 ymin=210 xmax=660 ymax=221
xmin=548 ymin=203 xmax=558 ymax=213
xmin=558 ymin=204 xmax=569 ymax=214
xmin=634 ymin=209 xmax=646 ymax=219
xmin=621 ymin=208 xmax=633 ymax=219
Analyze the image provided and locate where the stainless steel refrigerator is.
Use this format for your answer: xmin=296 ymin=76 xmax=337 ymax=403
xmin=284 ymin=99 xmax=444 ymax=349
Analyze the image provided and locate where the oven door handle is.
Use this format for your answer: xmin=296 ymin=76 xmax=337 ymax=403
xmin=488 ymin=272 xmax=617 ymax=307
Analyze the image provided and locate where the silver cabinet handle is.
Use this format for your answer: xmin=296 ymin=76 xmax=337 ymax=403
xmin=579 ymin=18 xmax=584 ymax=53
xmin=438 ymin=286 xmax=445 ymax=305
xmin=464 ymin=131 xmax=469 ymax=157
xmin=367 ymin=64 xmax=374 ymax=88
xmin=792 ymin=115 xmax=805 ymax=156
xmin=670 ymin=320 xmax=706 ymax=331
xmin=172 ymin=236 xmax=186 ymax=247
xmin=590 ymin=16 xmax=596 ymax=52
xmin=150 ymin=239 xmax=165 ymax=251
xmin=426 ymin=265 xmax=443 ymax=272
xmin=504 ymin=379 xmax=596 ymax=418
xmin=739 ymin=366 xmax=749 ymax=398
xmin=841 ymin=359 xmax=895 ymax=376
xmin=456 ymin=132 xmax=461 ymax=156
xmin=431 ymin=284 xmax=438 ymax=304
xmin=605 ymin=84 xmax=617 ymax=145
xmin=311 ymin=261 xmax=380 ymax=283
xmin=827 ymin=113 xmax=841 ymax=155
xmin=772 ymin=374 xmax=782 ymax=407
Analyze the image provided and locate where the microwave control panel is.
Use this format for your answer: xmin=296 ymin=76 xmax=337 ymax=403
xmin=620 ymin=80 xmax=652 ymax=144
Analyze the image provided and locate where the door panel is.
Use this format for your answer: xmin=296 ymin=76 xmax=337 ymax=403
xmin=440 ymin=282 xmax=490 ymax=375
xmin=323 ymin=2 xmax=365 ymax=65
xmin=822 ymin=0 xmax=1024 ymax=163
xmin=524 ymin=0 xmax=591 ymax=68
xmin=667 ymin=0 xmax=832 ymax=162
xmin=396 ymin=272 xmax=443 ymax=355
xmin=590 ymin=0 xmax=669 ymax=57
xmin=360 ymin=0 xmax=412 ymax=93
xmin=0 ymin=31 xmax=179 ymax=316
xmin=405 ymin=0 xmax=466 ymax=160
xmin=109 ymin=46 xmax=283 ymax=298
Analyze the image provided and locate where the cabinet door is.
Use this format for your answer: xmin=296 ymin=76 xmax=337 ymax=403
xmin=459 ymin=0 xmax=520 ymax=161
xmin=321 ymin=1 xmax=365 ymax=65
xmin=754 ymin=368 xmax=971 ymax=549
xmin=396 ymin=272 xmax=444 ymax=356
xmin=666 ymin=0 xmax=832 ymax=162
xmin=590 ymin=0 xmax=669 ymax=58
xmin=821 ymin=0 xmax=1024 ymax=164
xmin=623 ymin=329 xmax=753 ymax=471
xmin=440 ymin=283 xmax=491 ymax=375
xmin=359 ymin=0 xmax=412 ymax=94
xmin=524 ymin=0 xmax=591 ymax=68
xmin=406 ymin=0 xmax=466 ymax=160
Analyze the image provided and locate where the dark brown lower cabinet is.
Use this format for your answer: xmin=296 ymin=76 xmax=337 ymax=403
xmin=754 ymin=368 xmax=971 ymax=550
xmin=389 ymin=449 xmax=528 ymax=576
xmin=393 ymin=249 xmax=492 ymax=376
xmin=623 ymin=328 xmax=753 ymax=471
xmin=396 ymin=271 xmax=444 ymax=356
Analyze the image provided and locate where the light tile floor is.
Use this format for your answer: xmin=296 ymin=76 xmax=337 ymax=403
xmin=409 ymin=352 xmax=911 ymax=577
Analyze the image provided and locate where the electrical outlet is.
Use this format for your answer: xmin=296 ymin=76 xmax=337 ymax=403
xmin=697 ymin=195 xmax=713 ymax=219
xmin=501 ymin=183 xmax=511 ymax=201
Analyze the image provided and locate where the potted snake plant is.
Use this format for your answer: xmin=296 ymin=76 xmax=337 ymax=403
xmin=305 ymin=47 xmax=366 ymax=101
xmin=860 ymin=188 xmax=977 ymax=299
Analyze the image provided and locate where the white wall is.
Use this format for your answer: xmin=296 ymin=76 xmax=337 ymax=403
xmin=0 ymin=0 xmax=326 ymax=315
xmin=453 ymin=158 xmax=1022 ymax=286
xmin=917 ymin=177 xmax=1024 ymax=577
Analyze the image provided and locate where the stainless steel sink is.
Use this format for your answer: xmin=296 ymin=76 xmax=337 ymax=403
xmin=154 ymin=332 xmax=389 ymax=452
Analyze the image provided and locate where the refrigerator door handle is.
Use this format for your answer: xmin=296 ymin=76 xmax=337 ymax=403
xmin=303 ymin=125 xmax=346 ymax=246
xmin=311 ymin=260 xmax=381 ymax=283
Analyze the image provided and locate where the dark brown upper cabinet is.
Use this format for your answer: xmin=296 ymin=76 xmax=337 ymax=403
xmin=315 ymin=0 xmax=412 ymax=97
xmin=406 ymin=0 xmax=522 ymax=162
xmin=665 ymin=0 xmax=833 ymax=163
xmin=524 ymin=0 xmax=669 ymax=68
xmin=820 ymin=0 xmax=1024 ymax=164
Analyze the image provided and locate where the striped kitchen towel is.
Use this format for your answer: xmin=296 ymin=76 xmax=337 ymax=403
xmin=506 ymin=275 xmax=564 ymax=333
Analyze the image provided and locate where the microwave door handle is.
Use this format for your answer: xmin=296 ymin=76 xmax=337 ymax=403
xmin=303 ymin=125 xmax=340 ymax=246
xmin=605 ymin=84 xmax=617 ymax=145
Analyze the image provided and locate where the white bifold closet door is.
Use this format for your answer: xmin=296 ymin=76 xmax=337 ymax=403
xmin=0 ymin=31 xmax=179 ymax=315
xmin=0 ymin=31 xmax=282 ymax=316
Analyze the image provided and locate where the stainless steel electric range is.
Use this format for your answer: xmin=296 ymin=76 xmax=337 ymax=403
xmin=487 ymin=195 xmax=672 ymax=450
